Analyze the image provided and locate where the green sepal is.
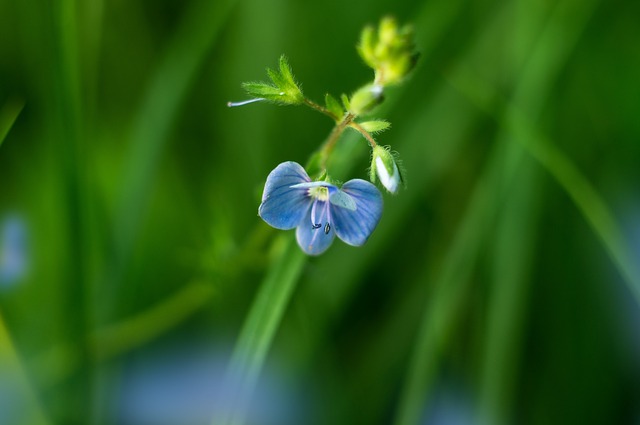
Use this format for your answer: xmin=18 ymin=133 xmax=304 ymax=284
xmin=324 ymin=93 xmax=344 ymax=120
xmin=358 ymin=120 xmax=391 ymax=133
xmin=242 ymin=55 xmax=304 ymax=105
xmin=242 ymin=81 xmax=285 ymax=98
xmin=341 ymin=94 xmax=351 ymax=112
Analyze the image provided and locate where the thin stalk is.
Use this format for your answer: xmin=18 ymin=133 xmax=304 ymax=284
xmin=317 ymin=113 xmax=355 ymax=169
xmin=348 ymin=121 xmax=378 ymax=147
xmin=304 ymin=98 xmax=378 ymax=150
xmin=303 ymin=98 xmax=338 ymax=120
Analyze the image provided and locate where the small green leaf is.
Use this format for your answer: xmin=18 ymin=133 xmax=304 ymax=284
xmin=267 ymin=67 xmax=288 ymax=90
xmin=324 ymin=94 xmax=344 ymax=120
xmin=359 ymin=120 xmax=391 ymax=133
xmin=242 ymin=82 xmax=283 ymax=98
xmin=0 ymin=99 xmax=25 ymax=149
xmin=278 ymin=55 xmax=297 ymax=87
xmin=341 ymin=94 xmax=351 ymax=112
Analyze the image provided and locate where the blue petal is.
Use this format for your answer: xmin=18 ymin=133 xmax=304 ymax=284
xmin=290 ymin=181 xmax=337 ymax=190
xmin=296 ymin=201 xmax=335 ymax=255
xmin=258 ymin=162 xmax=312 ymax=229
xmin=331 ymin=179 xmax=383 ymax=246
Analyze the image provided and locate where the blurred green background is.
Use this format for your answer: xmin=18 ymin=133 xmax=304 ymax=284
xmin=1 ymin=0 xmax=639 ymax=424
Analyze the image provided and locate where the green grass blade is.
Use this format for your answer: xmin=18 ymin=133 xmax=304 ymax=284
xmin=0 ymin=312 xmax=51 ymax=425
xmin=215 ymin=235 xmax=306 ymax=425
xmin=514 ymin=118 xmax=640 ymax=304
xmin=0 ymin=99 xmax=25 ymax=149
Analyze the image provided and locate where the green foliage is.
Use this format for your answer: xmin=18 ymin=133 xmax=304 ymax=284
xmin=242 ymin=55 xmax=304 ymax=105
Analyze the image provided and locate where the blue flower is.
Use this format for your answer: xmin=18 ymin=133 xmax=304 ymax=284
xmin=259 ymin=161 xmax=383 ymax=255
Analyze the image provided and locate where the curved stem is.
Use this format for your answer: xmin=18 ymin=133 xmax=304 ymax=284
xmin=303 ymin=98 xmax=338 ymax=121
xmin=348 ymin=121 xmax=378 ymax=147
xmin=319 ymin=113 xmax=354 ymax=169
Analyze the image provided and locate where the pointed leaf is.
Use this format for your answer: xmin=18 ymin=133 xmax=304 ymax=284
xmin=359 ymin=120 xmax=391 ymax=133
xmin=341 ymin=94 xmax=351 ymax=112
xmin=325 ymin=93 xmax=344 ymax=119
xmin=242 ymin=81 xmax=282 ymax=98
xmin=278 ymin=55 xmax=297 ymax=87
xmin=267 ymin=67 xmax=288 ymax=90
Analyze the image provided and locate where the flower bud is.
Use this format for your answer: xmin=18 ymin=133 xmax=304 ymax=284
xmin=349 ymin=84 xmax=383 ymax=116
xmin=370 ymin=146 xmax=402 ymax=193
xmin=357 ymin=17 xmax=418 ymax=87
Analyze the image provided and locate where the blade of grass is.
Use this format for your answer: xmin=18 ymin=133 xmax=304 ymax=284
xmin=478 ymin=158 xmax=542 ymax=425
xmin=0 ymin=312 xmax=51 ymax=425
xmin=215 ymin=235 xmax=306 ymax=425
xmin=0 ymin=98 xmax=25 ymax=149
xmin=52 ymin=0 xmax=94 ymax=422
xmin=512 ymin=115 xmax=640 ymax=304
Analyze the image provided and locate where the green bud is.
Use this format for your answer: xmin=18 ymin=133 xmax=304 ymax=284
xmin=356 ymin=16 xmax=418 ymax=87
xmin=371 ymin=145 xmax=402 ymax=193
xmin=348 ymin=84 xmax=383 ymax=116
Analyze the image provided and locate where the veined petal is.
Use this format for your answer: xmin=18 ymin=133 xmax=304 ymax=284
xmin=290 ymin=181 xmax=337 ymax=190
xmin=259 ymin=161 xmax=312 ymax=229
xmin=329 ymin=190 xmax=356 ymax=211
xmin=331 ymin=179 xmax=383 ymax=246
xmin=296 ymin=201 xmax=335 ymax=255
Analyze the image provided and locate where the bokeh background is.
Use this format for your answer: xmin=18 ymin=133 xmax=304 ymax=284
xmin=1 ymin=0 xmax=639 ymax=424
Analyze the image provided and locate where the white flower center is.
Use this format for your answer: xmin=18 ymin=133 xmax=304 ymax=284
xmin=308 ymin=186 xmax=330 ymax=201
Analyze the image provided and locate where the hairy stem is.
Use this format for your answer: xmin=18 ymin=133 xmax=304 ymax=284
xmin=348 ymin=121 xmax=378 ymax=147
xmin=320 ymin=113 xmax=354 ymax=168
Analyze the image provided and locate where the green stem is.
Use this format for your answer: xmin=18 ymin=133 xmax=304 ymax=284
xmin=303 ymin=98 xmax=338 ymax=120
xmin=316 ymin=112 xmax=355 ymax=170
xmin=303 ymin=98 xmax=378 ymax=157
xmin=348 ymin=121 xmax=378 ymax=147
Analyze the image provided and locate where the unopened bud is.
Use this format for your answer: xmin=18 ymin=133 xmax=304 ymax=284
xmin=370 ymin=145 xmax=402 ymax=193
xmin=349 ymin=84 xmax=383 ymax=116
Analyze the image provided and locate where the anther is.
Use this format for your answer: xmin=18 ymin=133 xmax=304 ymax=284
xmin=312 ymin=223 xmax=322 ymax=229
xmin=324 ymin=223 xmax=331 ymax=234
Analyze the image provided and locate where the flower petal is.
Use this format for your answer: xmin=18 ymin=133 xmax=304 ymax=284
xmin=329 ymin=190 xmax=356 ymax=211
xmin=258 ymin=161 xmax=312 ymax=229
xmin=296 ymin=201 xmax=335 ymax=255
xmin=290 ymin=181 xmax=336 ymax=190
xmin=331 ymin=179 xmax=383 ymax=246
